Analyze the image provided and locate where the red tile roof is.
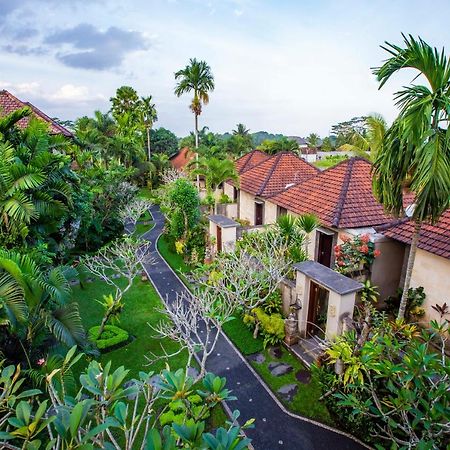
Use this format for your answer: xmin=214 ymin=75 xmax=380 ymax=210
xmin=239 ymin=151 xmax=320 ymax=198
xmin=235 ymin=149 xmax=270 ymax=174
xmin=0 ymin=89 xmax=73 ymax=137
xmin=170 ymin=147 xmax=195 ymax=171
xmin=271 ymin=157 xmax=392 ymax=228
xmin=379 ymin=210 xmax=450 ymax=260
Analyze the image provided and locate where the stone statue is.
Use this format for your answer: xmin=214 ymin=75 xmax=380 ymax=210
xmin=284 ymin=309 xmax=299 ymax=345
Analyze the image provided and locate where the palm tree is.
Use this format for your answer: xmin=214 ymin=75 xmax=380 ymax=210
xmin=306 ymin=133 xmax=320 ymax=148
xmin=174 ymin=59 xmax=215 ymax=188
xmin=341 ymin=114 xmax=387 ymax=161
xmin=188 ymin=157 xmax=238 ymax=211
xmin=233 ymin=123 xmax=250 ymax=136
xmin=140 ymin=96 xmax=158 ymax=162
xmin=297 ymin=213 xmax=321 ymax=257
xmin=110 ymin=86 xmax=140 ymax=121
xmin=0 ymin=250 xmax=85 ymax=365
xmin=372 ymin=35 xmax=450 ymax=320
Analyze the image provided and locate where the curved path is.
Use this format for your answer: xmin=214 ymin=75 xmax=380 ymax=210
xmin=141 ymin=205 xmax=367 ymax=450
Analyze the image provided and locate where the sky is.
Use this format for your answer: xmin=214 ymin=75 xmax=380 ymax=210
xmin=1 ymin=0 xmax=449 ymax=137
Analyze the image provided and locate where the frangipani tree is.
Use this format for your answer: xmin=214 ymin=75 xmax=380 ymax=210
xmin=372 ymin=34 xmax=450 ymax=320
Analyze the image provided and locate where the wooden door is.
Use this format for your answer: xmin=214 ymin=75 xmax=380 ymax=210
xmin=217 ymin=226 xmax=222 ymax=252
xmin=317 ymin=231 xmax=333 ymax=267
xmin=307 ymin=281 xmax=329 ymax=336
xmin=255 ymin=202 xmax=264 ymax=226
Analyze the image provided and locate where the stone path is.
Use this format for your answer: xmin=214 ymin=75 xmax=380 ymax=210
xmin=140 ymin=205 xmax=367 ymax=450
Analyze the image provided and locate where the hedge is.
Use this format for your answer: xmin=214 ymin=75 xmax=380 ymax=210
xmin=88 ymin=325 xmax=129 ymax=350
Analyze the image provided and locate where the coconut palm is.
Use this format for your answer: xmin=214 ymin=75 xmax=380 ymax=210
xmin=174 ymin=59 xmax=215 ymax=188
xmin=233 ymin=123 xmax=250 ymax=136
xmin=341 ymin=114 xmax=387 ymax=161
xmin=188 ymin=157 xmax=238 ymax=211
xmin=306 ymin=133 xmax=321 ymax=148
xmin=372 ymin=34 xmax=450 ymax=319
xmin=140 ymin=96 xmax=158 ymax=162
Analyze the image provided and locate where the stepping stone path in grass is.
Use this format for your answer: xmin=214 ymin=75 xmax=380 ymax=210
xmin=187 ymin=367 xmax=199 ymax=379
xmin=268 ymin=362 xmax=293 ymax=377
xmin=268 ymin=346 xmax=283 ymax=359
xmin=295 ymin=369 xmax=311 ymax=384
xmin=277 ymin=384 xmax=298 ymax=402
xmin=248 ymin=353 xmax=265 ymax=364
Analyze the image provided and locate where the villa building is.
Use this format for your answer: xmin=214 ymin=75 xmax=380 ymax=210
xmin=0 ymin=89 xmax=73 ymax=138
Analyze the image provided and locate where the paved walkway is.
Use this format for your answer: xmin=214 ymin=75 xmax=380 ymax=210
xmin=141 ymin=205 xmax=366 ymax=450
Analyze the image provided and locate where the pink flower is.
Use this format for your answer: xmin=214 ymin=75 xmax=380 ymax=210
xmin=360 ymin=245 xmax=369 ymax=254
xmin=374 ymin=249 xmax=381 ymax=258
xmin=341 ymin=235 xmax=351 ymax=243
xmin=37 ymin=358 xmax=45 ymax=366
xmin=360 ymin=234 xmax=370 ymax=244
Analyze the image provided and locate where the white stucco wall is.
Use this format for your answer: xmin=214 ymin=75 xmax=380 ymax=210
xmin=264 ymin=201 xmax=278 ymax=225
xmin=223 ymin=182 xmax=235 ymax=200
xmin=239 ymin=190 xmax=258 ymax=225
xmin=410 ymin=249 xmax=450 ymax=325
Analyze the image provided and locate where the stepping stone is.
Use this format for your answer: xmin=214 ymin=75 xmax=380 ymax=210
xmin=187 ymin=367 xmax=199 ymax=379
xmin=248 ymin=352 xmax=265 ymax=364
xmin=277 ymin=383 xmax=298 ymax=402
xmin=268 ymin=362 xmax=293 ymax=377
xmin=295 ymin=369 xmax=311 ymax=384
xmin=268 ymin=346 xmax=282 ymax=359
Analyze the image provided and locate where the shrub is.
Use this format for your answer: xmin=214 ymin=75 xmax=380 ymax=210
xmin=334 ymin=234 xmax=380 ymax=274
xmin=88 ymin=325 xmax=129 ymax=350
xmin=218 ymin=193 xmax=232 ymax=204
xmin=261 ymin=290 xmax=282 ymax=314
xmin=253 ymin=308 xmax=285 ymax=348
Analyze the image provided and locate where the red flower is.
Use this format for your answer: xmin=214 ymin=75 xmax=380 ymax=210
xmin=341 ymin=235 xmax=351 ymax=243
xmin=360 ymin=244 xmax=369 ymax=254
xmin=374 ymin=249 xmax=381 ymax=257
xmin=360 ymin=234 xmax=370 ymax=244
xmin=337 ymin=261 xmax=345 ymax=266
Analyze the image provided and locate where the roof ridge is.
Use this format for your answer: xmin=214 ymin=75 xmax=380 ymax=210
xmin=331 ymin=157 xmax=356 ymax=227
xmin=257 ymin=152 xmax=283 ymax=196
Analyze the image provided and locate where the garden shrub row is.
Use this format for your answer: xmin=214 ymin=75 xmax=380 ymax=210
xmin=88 ymin=325 xmax=129 ymax=350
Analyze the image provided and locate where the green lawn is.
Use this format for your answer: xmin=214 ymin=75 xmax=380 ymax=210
xmin=223 ymin=315 xmax=264 ymax=355
xmin=313 ymin=155 xmax=348 ymax=169
xmin=157 ymin=234 xmax=191 ymax=284
xmin=134 ymin=220 xmax=154 ymax=237
xmin=72 ymin=276 xmax=187 ymax=379
xmin=138 ymin=186 xmax=153 ymax=200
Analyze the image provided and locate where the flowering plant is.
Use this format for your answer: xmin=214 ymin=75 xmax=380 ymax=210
xmin=334 ymin=234 xmax=380 ymax=274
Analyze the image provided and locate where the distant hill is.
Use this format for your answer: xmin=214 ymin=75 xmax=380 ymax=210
xmin=251 ymin=131 xmax=284 ymax=146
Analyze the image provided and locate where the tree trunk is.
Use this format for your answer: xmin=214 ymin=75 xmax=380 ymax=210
xmin=194 ymin=113 xmax=200 ymax=190
xmin=397 ymin=221 xmax=421 ymax=320
xmin=146 ymin=126 xmax=151 ymax=162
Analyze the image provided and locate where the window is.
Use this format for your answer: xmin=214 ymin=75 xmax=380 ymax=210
xmin=277 ymin=206 xmax=287 ymax=218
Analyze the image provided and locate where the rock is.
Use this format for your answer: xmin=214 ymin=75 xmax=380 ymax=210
xmin=187 ymin=367 xmax=199 ymax=379
xmin=248 ymin=353 xmax=265 ymax=364
xmin=268 ymin=346 xmax=282 ymax=359
xmin=295 ymin=369 xmax=311 ymax=384
xmin=268 ymin=362 xmax=293 ymax=377
xmin=277 ymin=383 xmax=298 ymax=402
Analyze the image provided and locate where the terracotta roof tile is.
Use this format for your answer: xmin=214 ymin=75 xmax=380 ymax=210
xmin=239 ymin=151 xmax=320 ymax=198
xmin=271 ymin=157 xmax=392 ymax=228
xmin=235 ymin=149 xmax=270 ymax=174
xmin=0 ymin=89 xmax=73 ymax=137
xmin=170 ymin=147 xmax=195 ymax=171
xmin=380 ymin=210 xmax=450 ymax=260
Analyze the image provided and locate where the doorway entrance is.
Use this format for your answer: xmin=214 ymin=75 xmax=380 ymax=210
xmin=317 ymin=231 xmax=334 ymax=267
xmin=217 ymin=226 xmax=222 ymax=252
xmin=306 ymin=281 xmax=329 ymax=337
xmin=255 ymin=202 xmax=264 ymax=226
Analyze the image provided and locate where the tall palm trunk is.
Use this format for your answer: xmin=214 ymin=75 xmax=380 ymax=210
xmin=194 ymin=113 xmax=200 ymax=190
xmin=146 ymin=126 xmax=151 ymax=162
xmin=398 ymin=221 xmax=421 ymax=320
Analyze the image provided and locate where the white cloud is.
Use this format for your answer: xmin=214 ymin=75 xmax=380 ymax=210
xmin=49 ymin=84 xmax=106 ymax=103
xmin=0 ymin=81 xmax=40 ymax=94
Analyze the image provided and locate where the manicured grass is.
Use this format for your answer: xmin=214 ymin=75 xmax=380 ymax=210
xmin=222 ymin=316 xmax=332 ymax=425
xmin=72 ymin=275 xmax=187 ymax=379
xmin=223 ymin=315 xmax=264 ymax=355
xmin=157 ymin=234 xmax=191 ymax=284
xmin=313 ymin=155 xmax=348 ymax=169
xmin=138 ymin=186 xmax=153 ymax=200
xmin=134 ymin=220 xmax=154 ymax=237
xmin=249 ymin=346 xmax=333 ymax=426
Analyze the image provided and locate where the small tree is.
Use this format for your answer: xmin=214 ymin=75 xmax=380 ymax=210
xmin=118 ymin=198 xmax=153 ymax=229
xmin=82 ymin=237 xmax=153 ymax=336
xmin=149 ymin=289 xmax=234 ymax=381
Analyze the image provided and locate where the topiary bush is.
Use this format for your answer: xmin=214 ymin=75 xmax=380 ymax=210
xmin=88 ymin=325 xmax=129 ymax=350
